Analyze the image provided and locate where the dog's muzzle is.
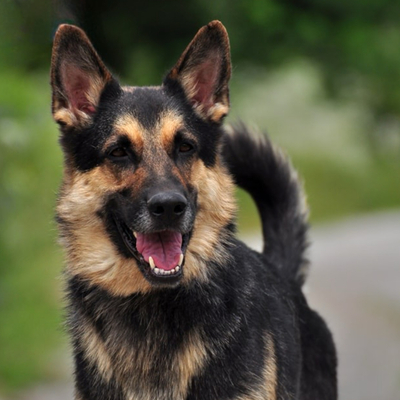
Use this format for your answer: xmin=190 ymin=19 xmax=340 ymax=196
xmin=109 ymin=187 xmax=195 ymax=286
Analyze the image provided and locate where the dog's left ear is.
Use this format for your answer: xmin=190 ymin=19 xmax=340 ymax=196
xmin=164 ymin=21 xmax=231 ymax=124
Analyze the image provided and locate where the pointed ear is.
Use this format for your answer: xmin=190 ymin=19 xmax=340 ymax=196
xmin=50 ymin=24 xmax=113 ymax=128
xmin=164 ymin=21 xmax=231 ymax=124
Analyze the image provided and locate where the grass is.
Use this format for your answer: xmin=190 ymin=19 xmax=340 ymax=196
xmin=0 ymin=64 xmax=399 ymax=394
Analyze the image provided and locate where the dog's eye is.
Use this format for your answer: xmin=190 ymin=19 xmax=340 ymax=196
xmin=179 ymin=143 xmax=193 ymax=153
xmin=109 ymin=147 xmax=128 ymax=158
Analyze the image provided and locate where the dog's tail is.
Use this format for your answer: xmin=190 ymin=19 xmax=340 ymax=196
xmin=222 ymin=123 xmax=309 ymax=286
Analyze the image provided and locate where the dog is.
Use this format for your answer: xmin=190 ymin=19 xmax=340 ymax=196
xmin=50 ymin=20 xmax=337 ymax=400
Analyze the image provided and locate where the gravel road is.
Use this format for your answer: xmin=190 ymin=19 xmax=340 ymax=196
xmin=10 ymin=211 xmax=400 ymax=400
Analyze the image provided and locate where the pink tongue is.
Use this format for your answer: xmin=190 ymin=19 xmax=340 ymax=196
xmin=136 ymin=231 xmax=182 ymax=271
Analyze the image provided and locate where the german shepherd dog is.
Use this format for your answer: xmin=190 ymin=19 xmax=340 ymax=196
xmin=51 ymin=21 xmax=337 ymax=400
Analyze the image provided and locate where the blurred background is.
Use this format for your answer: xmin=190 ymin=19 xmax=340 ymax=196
xmin=0 ymin=0 xmax=399 ymax=399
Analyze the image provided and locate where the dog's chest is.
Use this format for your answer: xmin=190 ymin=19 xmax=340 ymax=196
xmin=77 ymin=295 xmax=209 ymax=400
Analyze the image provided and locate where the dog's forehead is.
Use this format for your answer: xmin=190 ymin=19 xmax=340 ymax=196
xmin=113 ymin=110 xmax=183 ymax=152
xmin=115 ymin=86 xmax=182 ymax=132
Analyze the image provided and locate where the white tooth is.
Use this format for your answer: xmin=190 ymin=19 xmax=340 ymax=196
xmin=171 ymin=268 xmax=176 ymax=274
xmin=154 ymin=268 xmax=160 ymax=275
xmin=165 ymin=270 xmax=171 ymax=275
xmin=133 ymin=231 xmax=137 ymax=238
xmin=149 ymin=256 xmax=155 ymax=269
xmin=175 ymin=266 xmax=180 ymax=272
xmin=178 ymin=254 xmax=184 ymax=267
xmin=160 ymin=269 xmax=165 ymax=275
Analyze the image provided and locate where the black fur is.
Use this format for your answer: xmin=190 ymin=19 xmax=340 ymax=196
xmin=223 ymin=124 xmax=309 ymax=286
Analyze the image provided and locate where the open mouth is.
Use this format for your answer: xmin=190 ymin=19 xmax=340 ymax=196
xmin=112 ymin=214 xmax=190 ymax=284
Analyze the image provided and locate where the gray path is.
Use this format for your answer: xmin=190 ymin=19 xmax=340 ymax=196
xmin=11 ymin=211 xmax=400 ymax=400
xmin=307 ymin=212 xmax=400 ymax=400
xmin=245 ymin=211 xmax=400 ymax=400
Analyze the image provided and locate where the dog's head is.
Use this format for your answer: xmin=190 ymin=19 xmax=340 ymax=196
xmin=51 ymin=21 xmax=236 ymax=295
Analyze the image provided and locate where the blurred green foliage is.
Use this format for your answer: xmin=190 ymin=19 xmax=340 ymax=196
xmin=0 ymin=0 xmax=399 ymax=394
xmin=2 ymin=0 xmax=400 ymax=144
xmin=0 ymin=71 xmax=65 ymax=392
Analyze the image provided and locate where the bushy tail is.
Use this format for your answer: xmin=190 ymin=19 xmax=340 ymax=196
xmin=222 ymin=123 xmax=309 ymax=285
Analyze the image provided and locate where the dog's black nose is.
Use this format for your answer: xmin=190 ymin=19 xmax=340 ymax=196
xmin=148 ymin=192 xmax=188 ymax=222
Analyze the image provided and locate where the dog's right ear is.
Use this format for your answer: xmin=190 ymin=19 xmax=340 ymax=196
xmin=50 ymin=24 xmax=113 ymax=128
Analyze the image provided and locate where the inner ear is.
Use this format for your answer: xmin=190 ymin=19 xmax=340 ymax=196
xmin=187 ymin=52 xmax=221 ymax=109
xmin=164 ymin=21 xmax=231 ymax=124
xmin=61 ymin=65 xmax=98 ymax=115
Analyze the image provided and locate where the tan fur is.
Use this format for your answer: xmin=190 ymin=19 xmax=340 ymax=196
xmin=113 ymin=114 xmax=145 ymax=154
xmin=79 ymin=320 xmax=113 ymax=382
xmin=122 ymin=86 xmax=136 ymax=93
xmin=236 ymin=333 xmax=277 ymax=400
xmin=53 ymin=106 xmax=78 ymax=127
xmin=179 ymin=71 xmax=202 ymax=107
xmin=207 ymin=102 xmax=230 ymax=123
xmin=159 ymin=111 xmax=185 ymax=150
xmin=58 ymin=169 xmax=152 ymax=296
xmin=183 ymin=157 xmax=236 ymax=284
xmin=174 ymin=329 xmax=209 ymax=397
xmin=263 ymin=333 xmax=278 ymax=400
